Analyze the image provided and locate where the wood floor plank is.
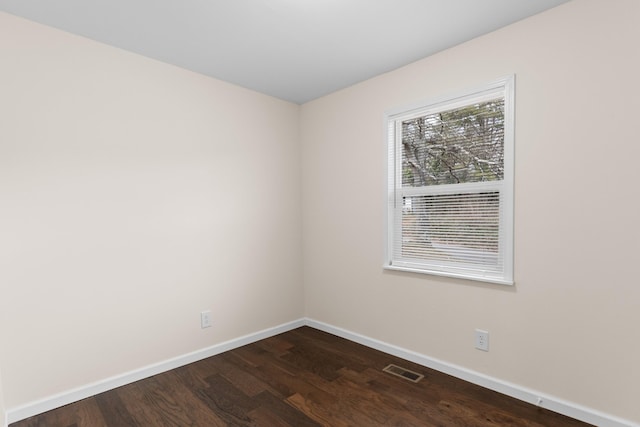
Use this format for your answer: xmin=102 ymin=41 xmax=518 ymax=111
xmin=116 ymin=379 xmax=183 ymax=426
xmin=172 ymin=357 xmax=221 ymax=390
xmin=117 ymin=372 xmax=228 ymax=427
xmin=216 ymin=353 xmax=271 ymax=398
xmin=93 ymin=389 xmax=139 ymax=426
xmin=197 ymin=374 xmax=260 ymax=426
xmin=226 ymin=346 xmax=339 ymax=406
xmin=10 ymin=326 xmax=595 ymax=427
xmin=281 ymin=329 xmax=370 ymax=374
xmin=285 ymin=392 xmax=352 ymax=427
xmin=253 ymin=334 xmax=295 ymax=356
xmin=253 ymin=391 xmax=320 ymax=427
xmin=339 ymin=366 xmax=480 ymax=425
xmin=332 ymin=369 xmax=442 ymax=426
xmin=73 ymin=397 xmax=109 ymax=427
xmin=246 ymin=406 xmax=292 ymax=427
xmin=280 ymin=346 xmax=343 ymax=382
xmin=438 ymin=398 xmax=542 ymax=427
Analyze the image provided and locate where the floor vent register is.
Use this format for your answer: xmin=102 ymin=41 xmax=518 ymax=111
xmin=382 ymin=364 xmax=424 ymax=383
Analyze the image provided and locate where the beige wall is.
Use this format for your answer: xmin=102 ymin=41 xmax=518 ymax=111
xmin=0 ymin=368 xmax=5 ymax=427
xmin=301 ymin=0 xmax=639 ymax=423
xmin=0 ymin=12 xmax=302 ymax=409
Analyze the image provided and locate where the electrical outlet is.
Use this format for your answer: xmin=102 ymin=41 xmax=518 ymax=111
xmin=475 ymin=329 xmax=489 ymax=351
xmin=200 ymin=310 xmax=212 ymax=329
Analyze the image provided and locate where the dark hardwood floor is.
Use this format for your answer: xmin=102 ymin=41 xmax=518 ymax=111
xmin=11 ymin=326 xmax=593 ymax=426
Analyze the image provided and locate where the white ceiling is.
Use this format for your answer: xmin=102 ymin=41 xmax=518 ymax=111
xmin=0 ymin=0 xmax=570 ymax=104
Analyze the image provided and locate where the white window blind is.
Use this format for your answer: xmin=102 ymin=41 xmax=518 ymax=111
xmin=385 ymin=76 xmax=514 ymax=285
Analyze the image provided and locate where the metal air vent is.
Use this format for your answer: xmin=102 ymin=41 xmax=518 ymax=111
xmin=382 ymin=364 xmax=424 ymax=383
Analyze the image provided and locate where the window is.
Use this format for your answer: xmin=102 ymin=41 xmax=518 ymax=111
xmin=385 ymin=76 xmax=514 ymax=285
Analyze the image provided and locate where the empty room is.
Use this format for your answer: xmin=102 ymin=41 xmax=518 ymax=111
xmin=0 ymin=0 xmax=638 ymax=426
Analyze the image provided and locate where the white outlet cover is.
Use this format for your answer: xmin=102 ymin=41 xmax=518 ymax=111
xmin=475 ymin=329 xmax=489 ymax=351
xmin=200 ymin=310 xmax=212 ymax=329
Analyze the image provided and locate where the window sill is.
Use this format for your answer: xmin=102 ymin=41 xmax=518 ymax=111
xmin=383 ymin=264 xmax=514 ymax=286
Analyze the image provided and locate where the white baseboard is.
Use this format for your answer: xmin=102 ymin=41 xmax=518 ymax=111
xmin=305 ymin=319 xmax=638 ymax=427
xmin=6 ymin=318 xmax=305 ymax=424
xmin=7 ymin=317 xmax=638 ymax=427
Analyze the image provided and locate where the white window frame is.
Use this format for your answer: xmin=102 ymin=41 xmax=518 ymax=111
xmin=384 ymin=76 xmax=515 ymax=285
